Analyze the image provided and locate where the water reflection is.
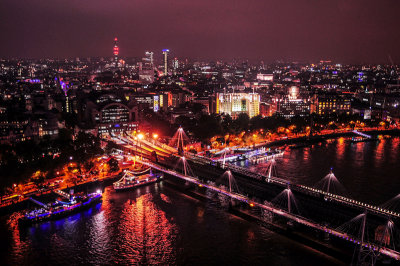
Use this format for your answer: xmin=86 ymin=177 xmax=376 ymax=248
xmin=117 ymin=193 xmax=177 ymax=265
xmin=375 ymin=139 xmax=385 ymax=167
xmin=254 ymin=137 xmax=400 ymax=203
xmin=4 ymin=136 xmax=398 ymax=265
xmin=335 ymin=137 xmax=345 ymax=161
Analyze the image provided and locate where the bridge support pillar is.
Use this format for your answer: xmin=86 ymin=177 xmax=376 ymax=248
xmin=323 ymin=230 xmax=330 ymax=241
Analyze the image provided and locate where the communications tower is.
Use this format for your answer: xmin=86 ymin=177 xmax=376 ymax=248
xmin=113 ymin=37 xmax=119 ymax=67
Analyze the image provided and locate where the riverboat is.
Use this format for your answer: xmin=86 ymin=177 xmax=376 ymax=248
xmin=19 ymin=190 xmax=102 ymax=225
xmin=113 ymin=168 xmax=163 ymax=191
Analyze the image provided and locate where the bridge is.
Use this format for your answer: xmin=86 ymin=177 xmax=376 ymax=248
xmin=108 ymin=128 xmax=400 ymax=264
xmin=28 ymin=197 xmax=48 ymax=209
xmin=135 ymin=157 xmax=400 ymax=263
xmin=353 ymin=130 xmax=372 ymax=139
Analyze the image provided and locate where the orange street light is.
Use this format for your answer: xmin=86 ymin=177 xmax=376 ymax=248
xmin=138 ymin=133 xmax=144 ymax=140
xmin=152 ymin=133 xmax=158 ymax=139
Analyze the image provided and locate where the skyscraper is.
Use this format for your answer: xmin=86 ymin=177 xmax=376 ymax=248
xmin=145 ymin=51 xmax=154 ymax=67
xmin=162 ymin=49 xmax=169 ymax=76
xmin=113 ymin=37 xmax=119 ymax=67
xmin=173 ymin=57 xmax=179 ymax=74
xmin=139 ymin=51 xmax=155 ymax=84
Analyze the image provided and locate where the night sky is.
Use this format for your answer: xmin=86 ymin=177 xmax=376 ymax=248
xmin=1 ymin=0 xmax=400 ymax=63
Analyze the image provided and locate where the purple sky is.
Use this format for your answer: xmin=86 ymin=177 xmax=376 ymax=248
xmin=1 ymin=0 xmax=400 ymax=63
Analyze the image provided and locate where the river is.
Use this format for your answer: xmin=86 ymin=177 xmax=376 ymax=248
xmin=1 ymin=136 xmax=399 ymax=265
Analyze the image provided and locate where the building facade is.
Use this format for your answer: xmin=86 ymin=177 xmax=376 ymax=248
xmin=313 ymin=94 xmax=351 ymax=115
xmin=216 ymin=92 xmax=260 ymax=118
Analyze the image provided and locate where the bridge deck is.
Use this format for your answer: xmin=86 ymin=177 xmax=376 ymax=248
xmin=137 ymin=157 xmax=400 ymax=261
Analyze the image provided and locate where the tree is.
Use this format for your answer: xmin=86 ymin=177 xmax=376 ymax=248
xmin=105 ymin=141 xmax=119 ymax=155
xmin=73 ymin=131 xmax=103 ymax=173
xmin=107 ymin=158 xmax=120 ymax=173
xmin=194 ymin=114 xmax=222 ymax=141
xmin=30 ymin=171 xmax=45 ymax=189
xmin=249 ymin=115 xmax=264 ymax=131
xmin=233 ymin=113 xmax=250 ymax=133
xmin=221 ymin=114 xmax=233 ymax=134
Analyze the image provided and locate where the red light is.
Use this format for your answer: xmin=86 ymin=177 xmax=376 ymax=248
xmin=113 ymin=47 xmax=119 ymax=56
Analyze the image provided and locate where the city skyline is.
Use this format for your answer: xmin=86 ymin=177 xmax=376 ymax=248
xmin=1 ymin=1 xmax=400 ymax=265
xmin=1 ymin=0 xmax=400 ymax=63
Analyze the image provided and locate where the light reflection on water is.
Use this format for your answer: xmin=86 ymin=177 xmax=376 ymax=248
xmin=252 ymin=137 xmax=400 ymax=204
xmin=1 ymin=183 xmax=344 ymax=265
xmin=2 ymin=137 xmax=398 ymax=265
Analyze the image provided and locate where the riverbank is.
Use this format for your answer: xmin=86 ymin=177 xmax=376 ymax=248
xmin=0 ymin=172 xmax=122 ymax=215
xmin=258 ymin=128 xmax=400 ymax=149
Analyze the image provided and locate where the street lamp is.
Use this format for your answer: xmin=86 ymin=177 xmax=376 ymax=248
xmin=152 ymin=133 xmax=158 ymax=144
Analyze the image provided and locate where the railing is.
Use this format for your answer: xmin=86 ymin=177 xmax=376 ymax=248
xmin=28 ymin=197 xmax=48 ymax=209
xmin=184 ymin=153 xmax=400 ymax=220
xmin=112 ymin=135 xmax=400 ymax=220
xmin=352 ymin=130 xmax=372 ymax=139
xmin=54 ymin=190 xmax=71 ymax=200
xmin=136 ymin=158 xmax=400 ymax=261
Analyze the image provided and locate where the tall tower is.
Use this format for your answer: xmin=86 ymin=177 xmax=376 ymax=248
xmin=113 ymin=37 xmax=119 ymax=67
xmin=173 ymin=57 xmax=179 ymax=74
xmin=162 ymin=49 xmax=169 ymax=76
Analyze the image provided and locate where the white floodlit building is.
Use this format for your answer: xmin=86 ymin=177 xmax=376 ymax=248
xmin=216 ymin=92 xmax=260 ymax=118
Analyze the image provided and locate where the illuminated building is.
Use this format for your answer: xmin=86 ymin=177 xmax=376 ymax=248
xmin=0 ymin=113 xmax=59 ymax=144
xmin=145 ymin=51 xmax=154 ymax=67
xmin=162 ymin=49 xmax=169 ymax=75
xmin=173 ymin=58 xmax=179 ymax=74
xmin=288 ymin=86 xmax=300 ymax=100
xmin=275 ymin=97 xmax=310 ymax=118
xmin=153 ymin=93 xmax=171 ymax=112
xmin=216 ymin=92 xmax=260 ymax=118
xmin=139 ymin=51 xmax=155 ymax=84
xmin=256 ymin=73 xmax=273 ymax=82
xmin=171 ymin=91 xmax=190 ymax=108
xmin=313 ymin=94 xmax=351 ymax=115
xmin=274 ymin=87 xmax=310 ymax=118
xmin=82 ymin=94 xmax=138 ymax=135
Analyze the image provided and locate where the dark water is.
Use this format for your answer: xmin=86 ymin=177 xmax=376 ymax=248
xmin=0 ymin=184 xmax=341 ymax=265
xmin=1 ymin=137 xmax=399 ymax=265
xmin=246 ymin=136 xmax=400 ymax=205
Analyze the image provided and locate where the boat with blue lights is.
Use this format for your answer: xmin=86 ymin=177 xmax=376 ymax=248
xmin=350 ymin=136 xmax=379 ymax=143
xmin=19 ymin=190 xmax=102 ymax=225
xmin=113 ymin=168 xmax=163 ymax=191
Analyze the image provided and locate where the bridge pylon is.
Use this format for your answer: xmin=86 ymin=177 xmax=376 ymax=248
xmin=354 ymin=210 xmax=380 ymax=266
xmin=170 ymin=126 xmax=187 ymax=155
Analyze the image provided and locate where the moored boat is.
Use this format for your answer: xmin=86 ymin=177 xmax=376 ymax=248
xmin=113 ymin=168 xmax=163 ymax=191
xmin=19 ymin=190 xmax=102 ymax=225
xmin=350 ymin=137 xmax=379 ymax=143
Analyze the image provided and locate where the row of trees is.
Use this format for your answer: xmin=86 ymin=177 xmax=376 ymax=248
xmin=0 ymin=129 xmax=103 ymax=192
xmin=175 ymin=112 xmax=388 ymax=142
